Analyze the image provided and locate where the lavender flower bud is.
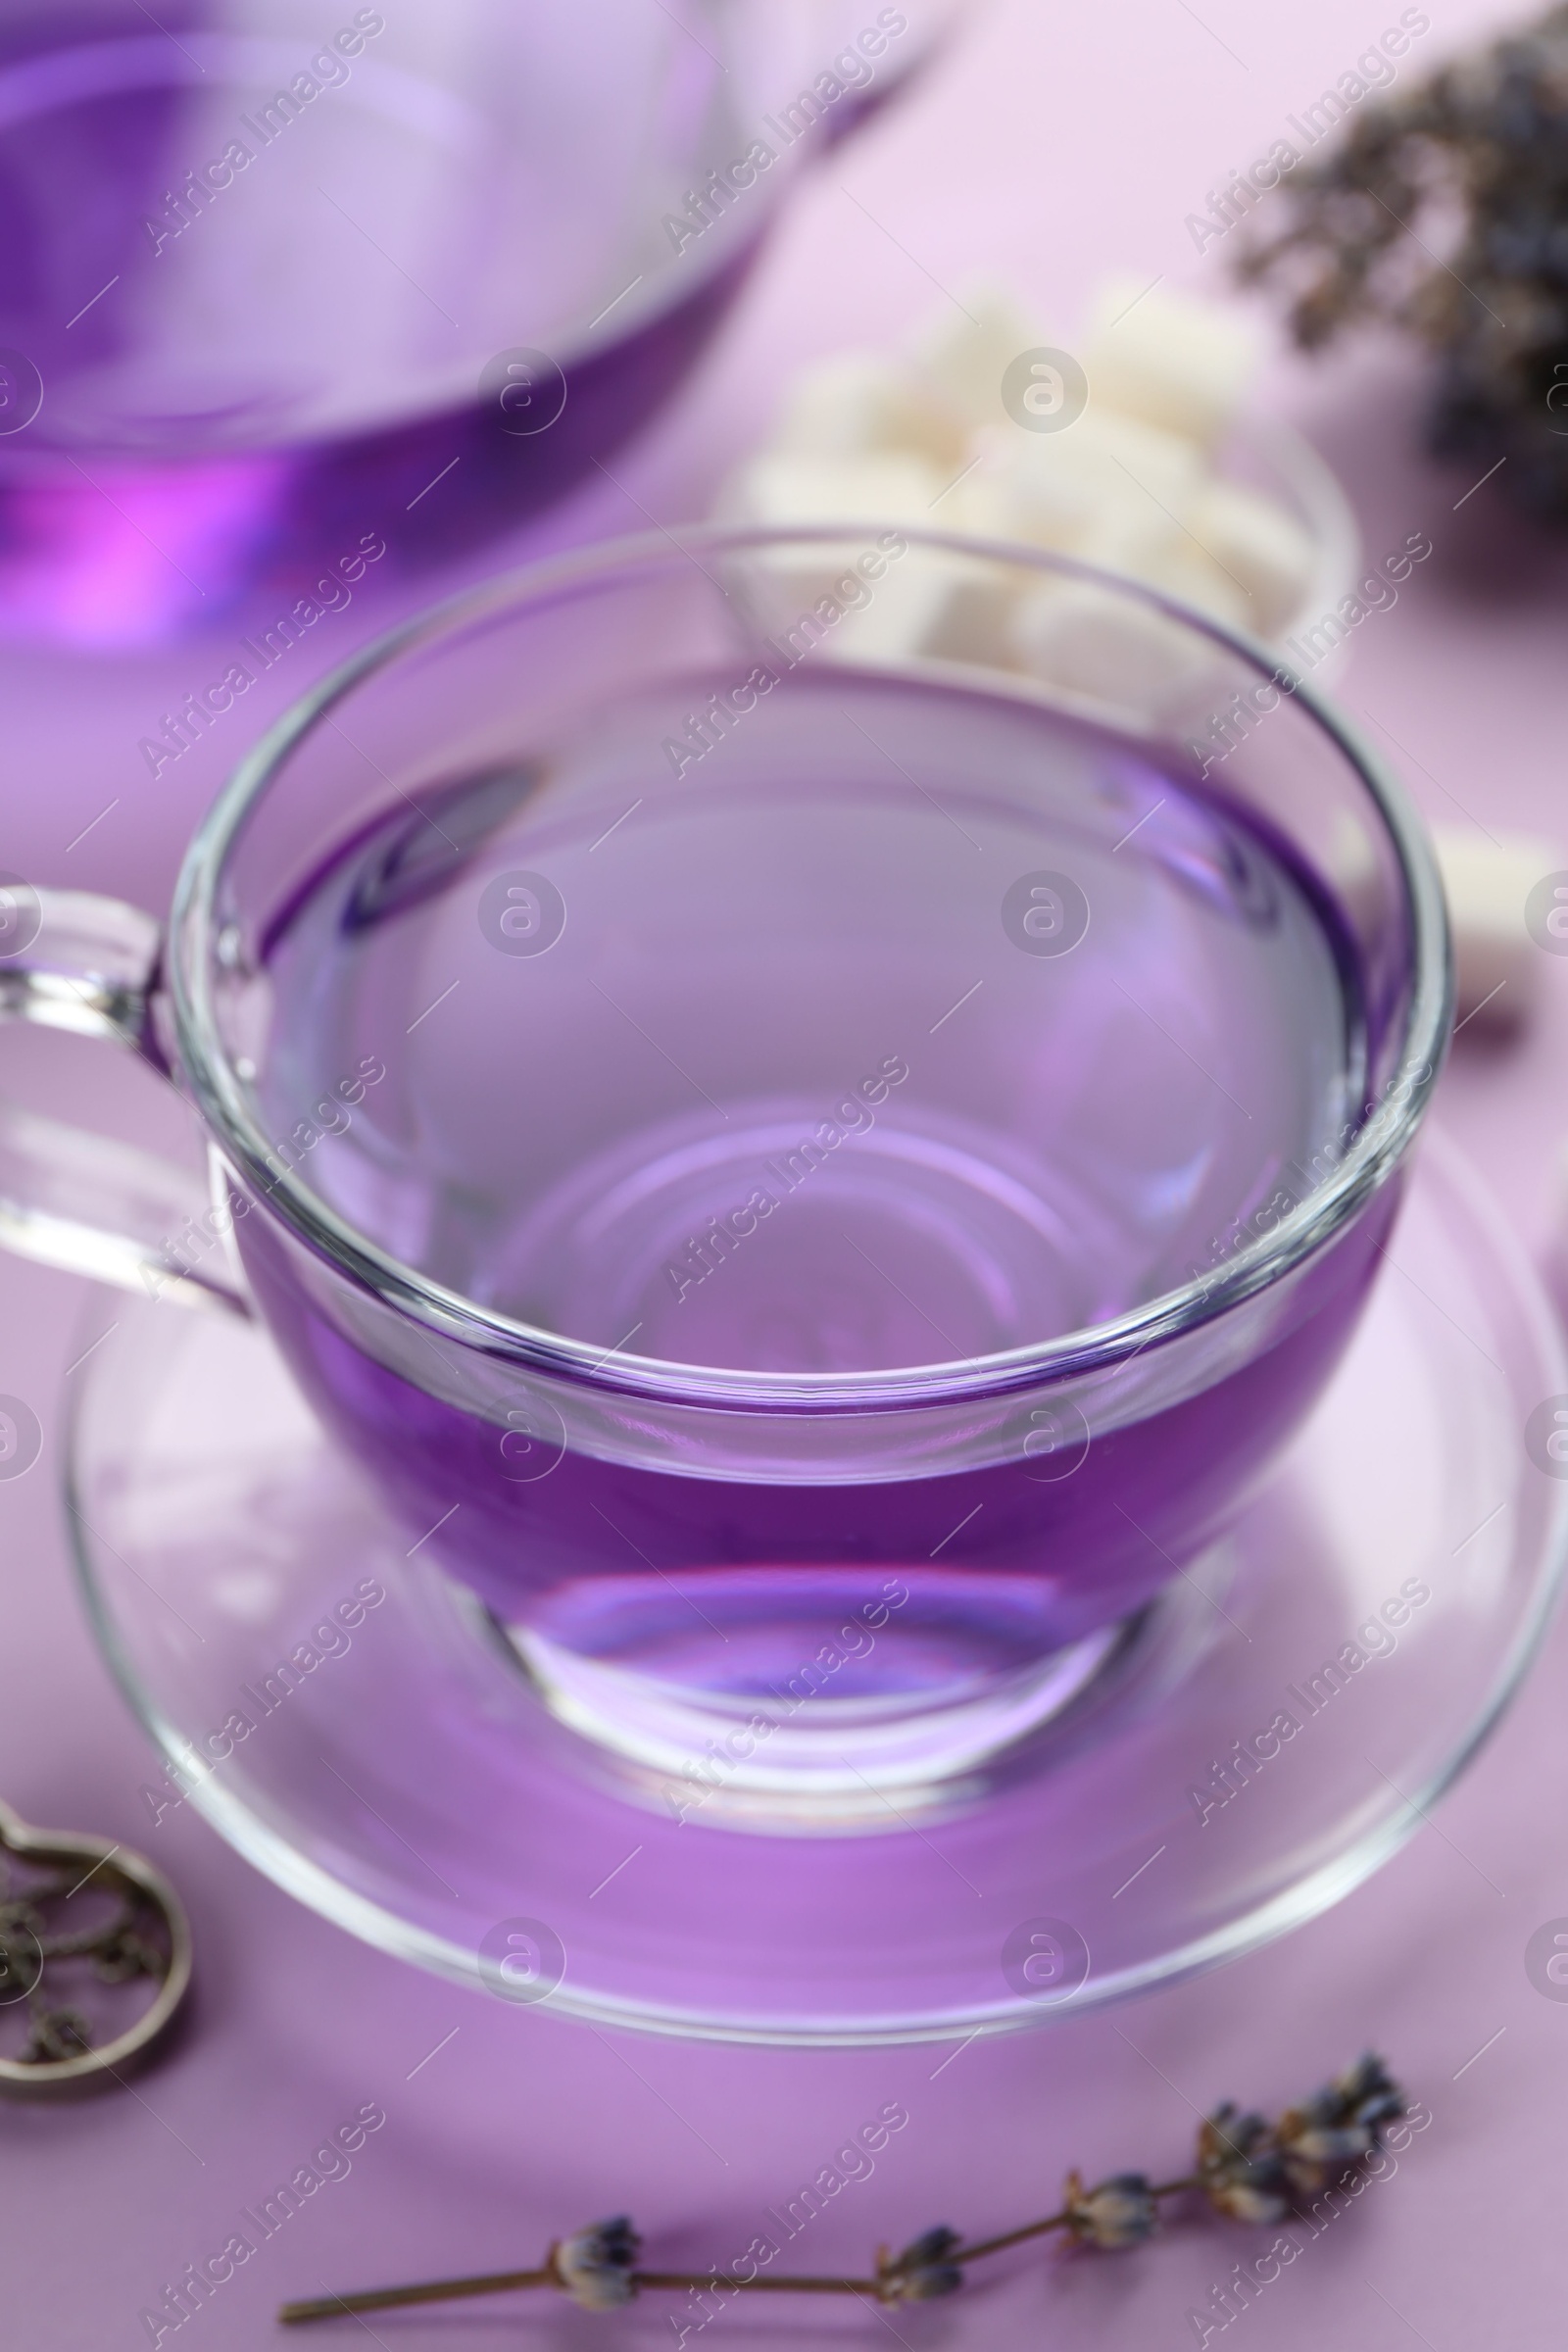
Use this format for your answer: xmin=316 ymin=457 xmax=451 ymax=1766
xmin=554 ymin=2216 xmax=640 ymax=2308
xmin=878 ymin=2227 xmax=964 ymax=2301
xmin=1063 ymin=2170 xmax=1159 ymax=2249
xmin=1276 ymin=2053 xmax=1406 ymax=2197
xmin=1196 ymin=2104 xmax=1290 ymax=2225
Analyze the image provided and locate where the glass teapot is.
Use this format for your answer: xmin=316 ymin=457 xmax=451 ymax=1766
xmin=0 ymin=0 xmax=961 ymax=638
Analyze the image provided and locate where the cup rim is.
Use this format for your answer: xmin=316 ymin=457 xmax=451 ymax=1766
xmin=169 ymin=521 xmax=1453 ymax=1412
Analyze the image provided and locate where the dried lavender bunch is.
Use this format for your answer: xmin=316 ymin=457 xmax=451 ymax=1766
xmin=1237 ymin=7 xmax=1568 ymax=518
xmin=277 ymin=2053 xmax=1412 ymax=2326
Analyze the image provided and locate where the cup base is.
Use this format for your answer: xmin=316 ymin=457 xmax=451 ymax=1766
xmin=489 ymin=1573 xmax=1131 ymax=1831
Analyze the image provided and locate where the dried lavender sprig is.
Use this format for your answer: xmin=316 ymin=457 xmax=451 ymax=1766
xmin=277 ymin=2055 xmax=1406 ymax=2325
xmin=1236 ymin=5 xmax=1568 ymax=519
xmin=274 ymin=2209 xmax=1165 ymax=2325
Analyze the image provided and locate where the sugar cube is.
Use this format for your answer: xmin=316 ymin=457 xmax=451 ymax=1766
xmin=909 ymin=286 xmax=1048 ymax=435
xmin=1431 ymin=826 xmax=1563 ymax=1031
xmin=1012 ymin=577 xmax=1220 ymax=717
xmin=1082 ymin=279 xmax=1259 ymax=449
xmin=718 ymin=448 xmax=942 ymax=531
xmin=1188 ymin=480 xmax=1316 ymax=637
xmin=772 ymin=350 xmax=963 ymax=468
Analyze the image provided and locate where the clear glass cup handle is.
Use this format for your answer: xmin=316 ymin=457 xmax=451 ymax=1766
xmin=0 ymin=887 xmax=248 ymax=1314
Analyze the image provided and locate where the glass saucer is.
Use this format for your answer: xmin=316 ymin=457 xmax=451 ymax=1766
xmin=66 ymin=1130 xmax=1568 ymax=2045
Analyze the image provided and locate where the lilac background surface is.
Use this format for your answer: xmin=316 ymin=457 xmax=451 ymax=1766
xmin=4 ymin=0 xmax=1568 ymax=2343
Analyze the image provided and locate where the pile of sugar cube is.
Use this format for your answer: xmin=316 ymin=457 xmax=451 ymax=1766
xmin=721 ymin=279 xmax=1559 ymax=1043
xmin=719 ymin=276 xmax=1320 ymax=649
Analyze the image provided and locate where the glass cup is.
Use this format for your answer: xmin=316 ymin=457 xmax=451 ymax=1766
xmin=0 ymin=526 xmax=1449 ymax=1823
xmin=0 ymin=0 xmax=960 ymax=641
